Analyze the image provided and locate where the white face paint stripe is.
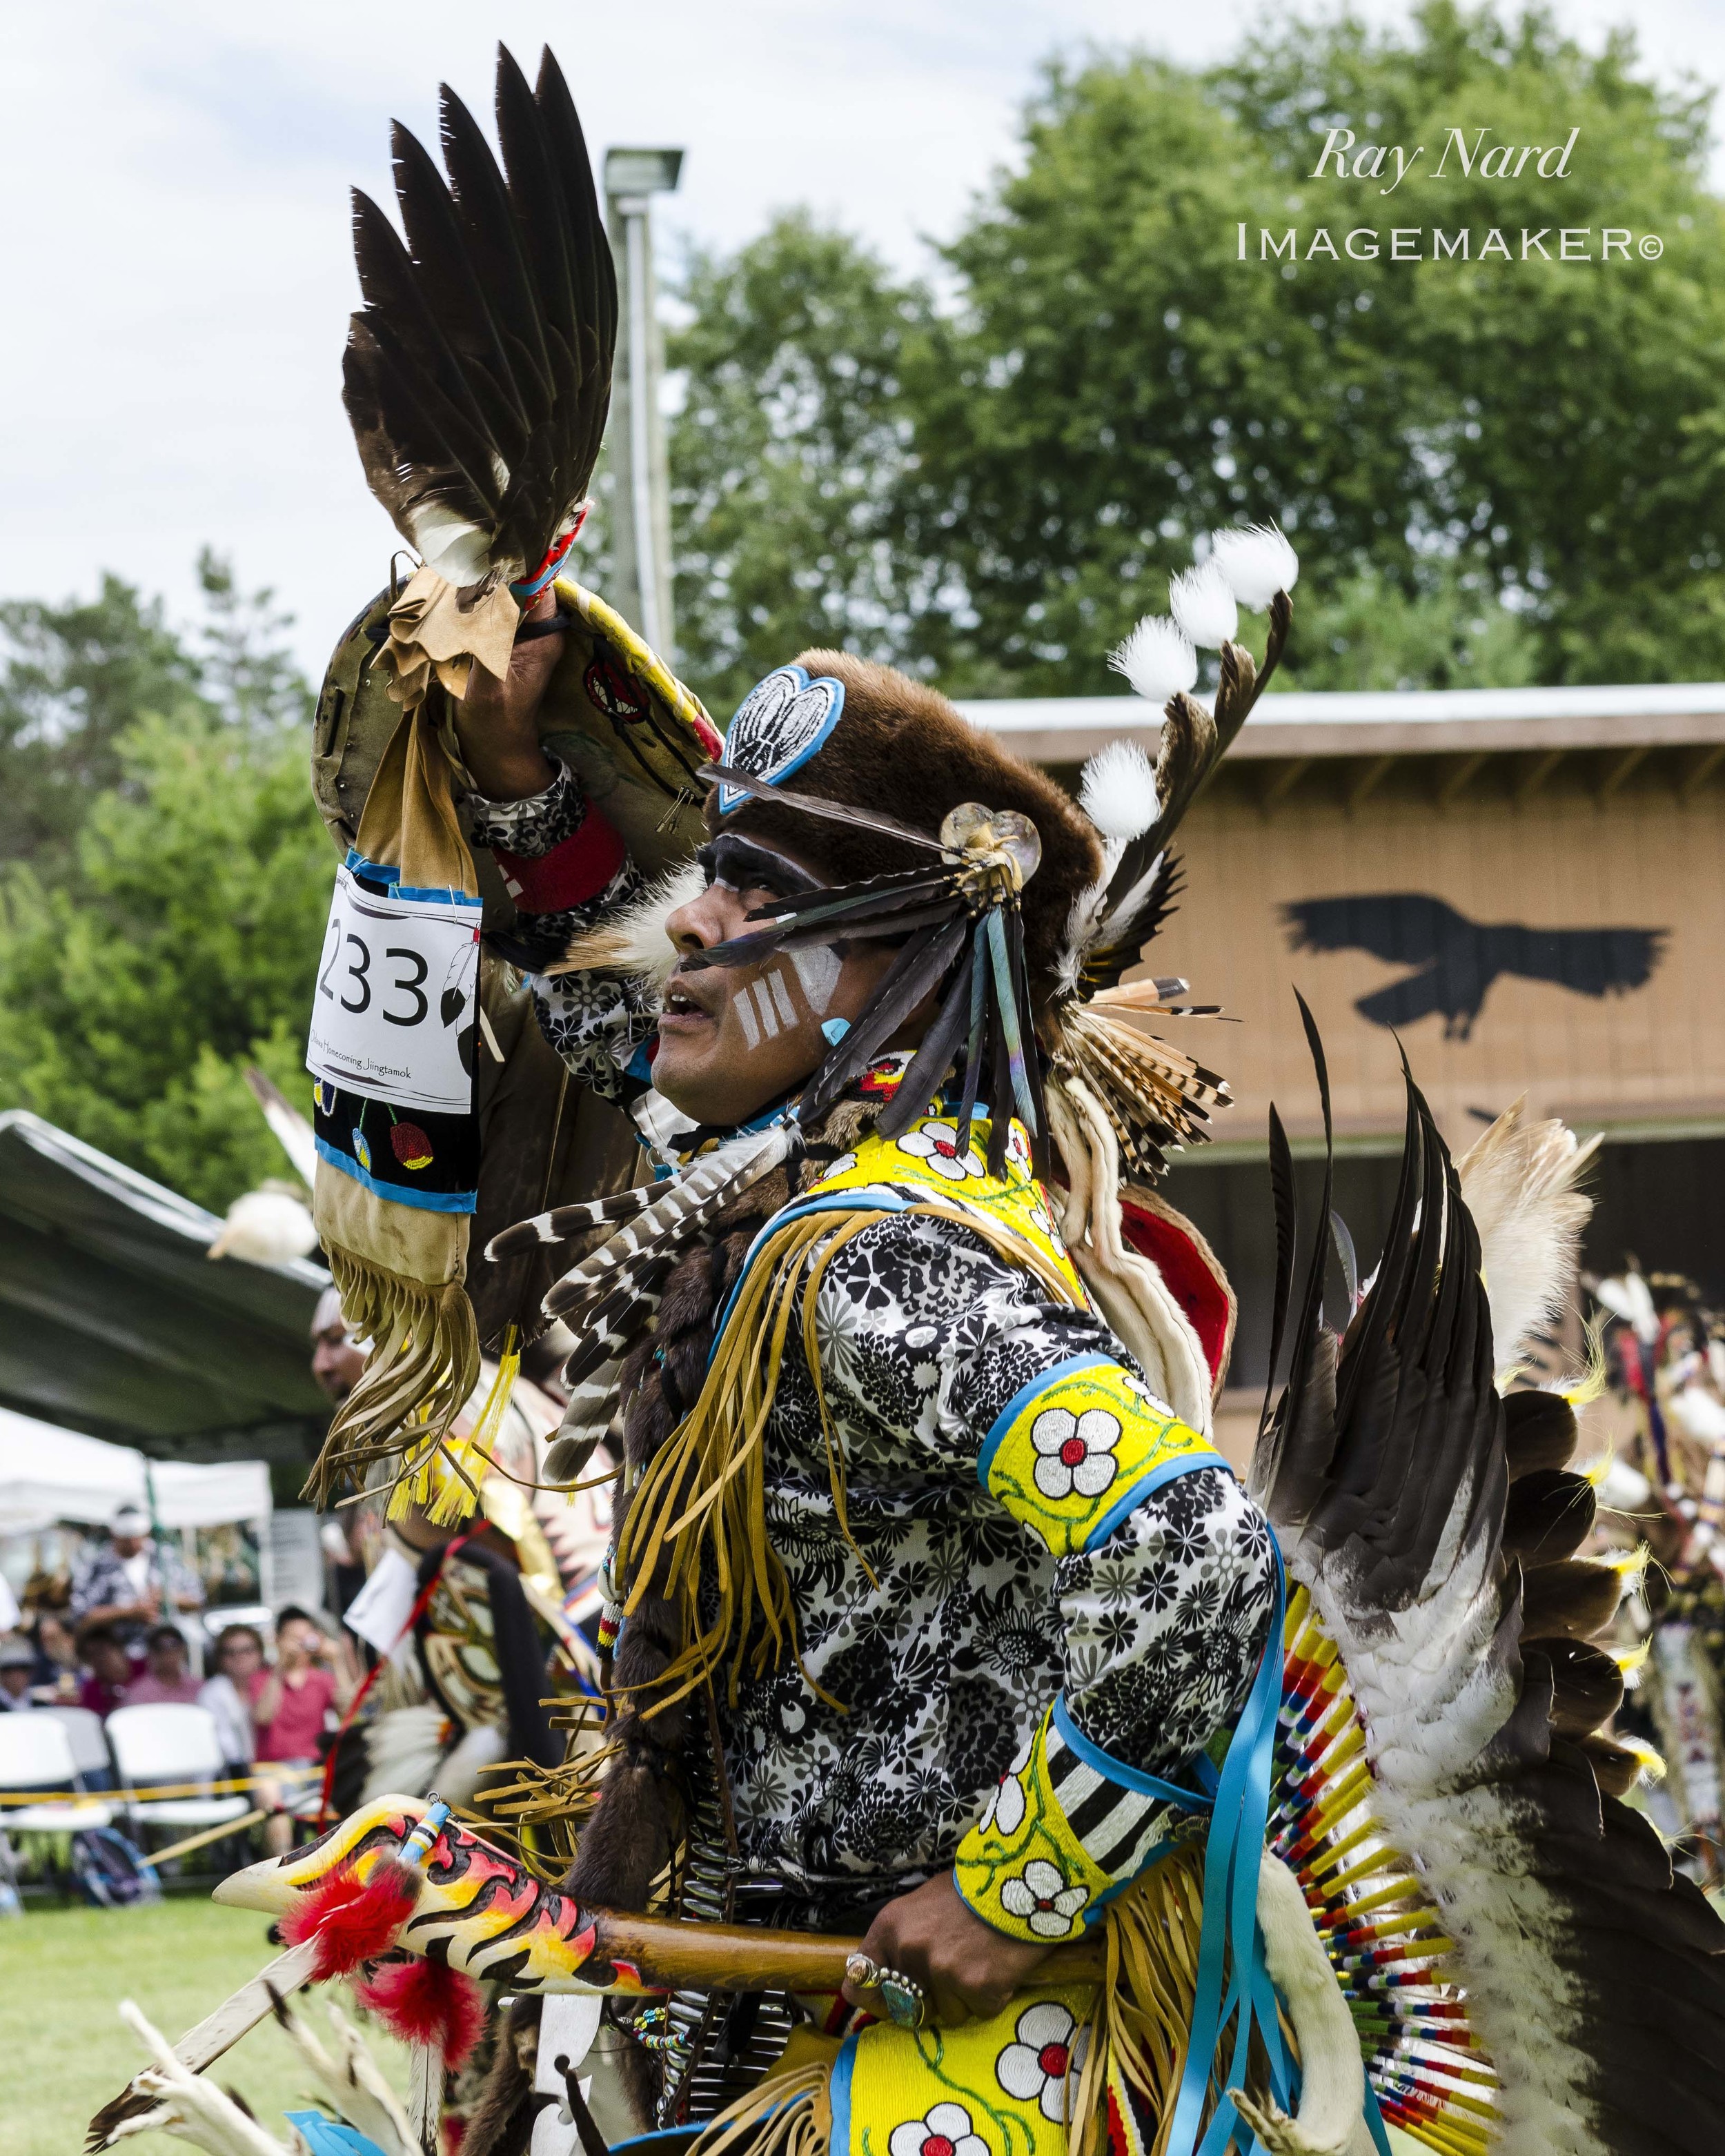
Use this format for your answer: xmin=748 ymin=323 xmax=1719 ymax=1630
xmin=736 ymin=985 xmax=761 ymax=1049
xmin=767 ymin=968 xmax=798 ymax=1029
xmin=789 ymin=941 xmax=842 ymax=1015
xmin=752 ymin=977 xmax=780 ymax=1038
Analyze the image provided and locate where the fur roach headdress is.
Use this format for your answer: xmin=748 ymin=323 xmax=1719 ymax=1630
xmin=690 ymin=547 xmax=1294 ymax=1183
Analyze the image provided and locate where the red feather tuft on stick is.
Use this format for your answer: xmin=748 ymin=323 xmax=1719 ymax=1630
xmin=279 ymin=1857 xmax=423 ymax=1982
xmin=355 ymin=1956 xmax=486 ymax=2071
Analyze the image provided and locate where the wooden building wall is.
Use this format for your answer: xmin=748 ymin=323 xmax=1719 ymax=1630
xmin=1141 ymin=773 xmax=1725 ymax=1154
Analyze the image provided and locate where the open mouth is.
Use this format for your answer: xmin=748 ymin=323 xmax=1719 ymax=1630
xmin=660 ymin=978 xmax=718 ymax=1029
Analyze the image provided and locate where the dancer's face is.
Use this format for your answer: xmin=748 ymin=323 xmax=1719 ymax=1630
xmin=652 ymin=833 xmax=898 ymax=1128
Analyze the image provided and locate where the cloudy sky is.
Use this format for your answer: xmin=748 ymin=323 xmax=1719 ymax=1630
xmin=5 ymin=0 xmax=1722 ymax=673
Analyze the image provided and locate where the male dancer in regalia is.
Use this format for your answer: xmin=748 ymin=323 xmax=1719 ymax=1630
xmin=448 ymin=592 xmax=1280 ymax=2144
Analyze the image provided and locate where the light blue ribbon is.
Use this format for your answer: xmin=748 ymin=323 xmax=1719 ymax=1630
xmin=284 ymin=2115 xmax=388 ymax=2156
xmin=1162 ymin=1550 xmax=1290 ymax=2156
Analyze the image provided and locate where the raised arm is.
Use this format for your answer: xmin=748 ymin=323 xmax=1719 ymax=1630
xmin=454 ymin=590 xmax=657 ymax=1098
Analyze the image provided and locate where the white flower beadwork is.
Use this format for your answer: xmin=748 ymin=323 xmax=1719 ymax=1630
xmin=1029 ymin=1406 xmax=1121 ymax=1501
xmin=995 ymin=2001 xmax=1090 ymax=2122
xmin=998 ymin=1859 xmax=1089 ymax=1939
xmin=977 ymin=1767 xmax=1027 ymax=1839
xmin=896 ymin=1120 xmax=985 ymax=1181
xmin=977 ymin=1727 xmax=1034 ymax=1837
xmin=1004 ymin=1122 xmax=1032 ymax=1174
xmin=888 ymin=2104 xmax=989 ymax=2156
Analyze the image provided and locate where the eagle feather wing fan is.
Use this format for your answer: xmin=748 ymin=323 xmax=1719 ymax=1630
xmin=342 ymin=43 xmax=615 ymax=587
xmin=1252 ymin=1036 xmax=1725 ymax=2156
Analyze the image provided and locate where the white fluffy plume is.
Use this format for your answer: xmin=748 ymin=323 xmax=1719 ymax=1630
xmin=206 ymin=1186 xmax=317 ymax=1266
xmin=1169 ymin=561 xmax=1239 ymax=649
xmin=1078 ymin=738 xmax=1161 ymax=841
xmin=1209 ymin=522 xmax=1300 ymax=609
xmin=546 ymin=858 xmax=704 ymax=989
xmin=1456 ymin=1097 xmax=1600 ymax=1375
xmin=1110 ymin=613 xmax=1197 ymax=704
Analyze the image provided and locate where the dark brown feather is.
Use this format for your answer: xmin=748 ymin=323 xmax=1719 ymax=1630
xmin=1504 ymin=1386 xmax=1580 ymax=1479
xmin=341 ymin=45 xmax=615 ymax=580
xmin=1504 ymin=1467 xmax=1597 ymax=1565
xmin=1520 ymin=1558 xmax=1624 ymax=1641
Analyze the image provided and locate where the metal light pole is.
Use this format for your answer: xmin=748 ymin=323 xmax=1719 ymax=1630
xmin=605 ymin=146 xmax=683 ymax=660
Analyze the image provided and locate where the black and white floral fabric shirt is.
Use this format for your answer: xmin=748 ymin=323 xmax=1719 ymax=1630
xmin=706 ymin=1119 xmax=1279 ymax=1935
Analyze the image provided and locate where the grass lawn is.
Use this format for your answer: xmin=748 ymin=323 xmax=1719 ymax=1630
xmin=0 ymin=1893 xmax=414 ymax=2156
xmin=0 ymin=1897 xmax=1438 ymax=2156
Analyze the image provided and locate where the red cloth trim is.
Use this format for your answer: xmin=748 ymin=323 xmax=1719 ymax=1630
xmin=493 ymin=806 xmax=626 ymax=913
xmin=1118 ymin=1197 xmax=1234 ymax=1391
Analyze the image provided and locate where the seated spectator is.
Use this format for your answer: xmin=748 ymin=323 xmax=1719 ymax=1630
xmin=122 ymin=1623 xmax=201 ymax=1707
xmin=199 ymin=1624 xmax=267 ymax=1774
xmin=70 ymin=1506 xmax=204 ymax=1650
xmin=76 ymin=1624 xmax=136 ymax=1718
xmin=255 ymin=1607 xmax=355 ymax=1856
xmin=0 ymin=1636 xmax=36 ymax=1711
xmin=28 ymin=1612 xmax=80 ymax=1703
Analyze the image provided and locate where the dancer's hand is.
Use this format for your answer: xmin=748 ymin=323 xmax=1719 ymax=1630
xmin=454 ymin=587 xmax=565 ymax=800
xmin=842 ymin=1870 xmax=1053 ymax=2026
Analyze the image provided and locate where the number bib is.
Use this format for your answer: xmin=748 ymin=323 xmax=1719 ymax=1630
xmin=306 ymin=858 xmax=483 ymax=1216
xmin=308 ymin=863 xmax=481 ymax=1115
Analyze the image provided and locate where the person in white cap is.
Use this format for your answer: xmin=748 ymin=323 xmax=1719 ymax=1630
xmin=70 ymin=1503 xmax=204 ymax=1650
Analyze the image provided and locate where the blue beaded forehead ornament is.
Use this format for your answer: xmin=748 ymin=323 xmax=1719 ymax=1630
xmin=715 ymin=664 xmax=847 ymax=814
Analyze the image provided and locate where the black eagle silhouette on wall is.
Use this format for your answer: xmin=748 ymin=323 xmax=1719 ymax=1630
xmin=1281 ymin=893 xmax=1668 ymax=1040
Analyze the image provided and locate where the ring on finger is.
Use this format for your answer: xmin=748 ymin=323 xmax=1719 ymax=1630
xmin=842 ymin=1954 xmax=927 ymax=2031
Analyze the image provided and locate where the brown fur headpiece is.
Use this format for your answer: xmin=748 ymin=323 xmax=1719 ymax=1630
xmin=707 ymin=651 xmax=1101 ymax=1005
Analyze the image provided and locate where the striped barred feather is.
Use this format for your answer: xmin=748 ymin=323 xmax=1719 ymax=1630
xmin=539 ymin=1123 xmax=792 ymax=1347
xmin=1051 ymin=995 xmax=1231 ymax=1180
xmin=544 ymin=1352 xmax=627 ymax=1483
xmin=558 ymin=1276 xmax=672 ymax=1385
xmin=486 ymin=1180 xmax=658 ymax=1260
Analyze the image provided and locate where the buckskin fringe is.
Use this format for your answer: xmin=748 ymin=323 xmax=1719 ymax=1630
xmin=305 ymin=1240 xmax=480 ymax=1507
xmin=614 ymin=1210 xmax=885 ymax=1717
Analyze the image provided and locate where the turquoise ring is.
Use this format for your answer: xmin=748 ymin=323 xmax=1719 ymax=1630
xmin=843 ymin=1952 xmax=927 ymax=2030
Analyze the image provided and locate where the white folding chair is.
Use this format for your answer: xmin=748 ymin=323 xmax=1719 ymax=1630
xmin=103 ymin=1704 xmax=251 ymax=1841
xmin=41 ymin=1705 xmax=114 ymax=1788
xmin=0 ymin=1714 xmax=113 ymax=1834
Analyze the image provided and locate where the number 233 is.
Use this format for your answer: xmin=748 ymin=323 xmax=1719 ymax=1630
xmin=317 ymin=928 xmax=430 ymax=1025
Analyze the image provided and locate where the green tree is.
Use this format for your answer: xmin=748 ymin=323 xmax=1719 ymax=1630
xmin=1211 ymin=1 xmax=1725 ymax=685
xmin=0 ymin=575 xmax=206 ymax=876
xmin=0 ymin=564 xmax=333 ymax=1214
xmin=665 ymin=4 xmax=1725 ymax=700
xmin=667 ymin=212 xmax=934 ymax=715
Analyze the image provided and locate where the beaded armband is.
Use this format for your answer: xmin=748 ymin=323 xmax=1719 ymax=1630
xmin=977 ymin=1354 xmax=1222 ymax=1555
xmin=955 ymin=1708 xmax=1112 ymax=1941
xmin=960 ymin=1365 xmax=1225 ymax=1941
xmin=955 ymin=1700 xmax=1212 ymax=1943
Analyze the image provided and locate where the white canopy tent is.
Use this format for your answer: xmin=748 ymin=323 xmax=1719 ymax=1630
xmin=0 ymin=1407 xmax=271 ymax=1539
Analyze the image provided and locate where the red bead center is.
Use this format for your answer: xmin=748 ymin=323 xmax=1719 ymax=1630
xmin=924 ymin=2136 xmax=955 ymax=2156
xmin=1038 ymin=2042 xmax=1070 ymax=2077
xmin=933 ymin=1140 xmax=958 ymax=1158
xmin=1058 ymin=1436 xmax=1088 ymax=1466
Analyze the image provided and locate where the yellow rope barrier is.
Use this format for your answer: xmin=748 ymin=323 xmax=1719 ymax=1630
xmin=0 ymin=1769 xmax=312 ymax=1806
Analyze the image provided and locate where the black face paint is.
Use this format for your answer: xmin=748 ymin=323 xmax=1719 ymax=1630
xmin=696 ymin=834 xmax=823 ymax=904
